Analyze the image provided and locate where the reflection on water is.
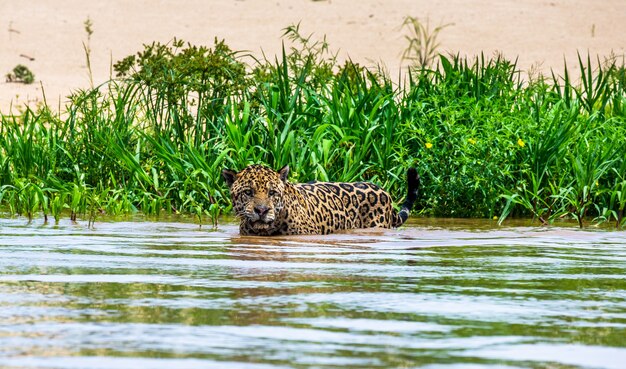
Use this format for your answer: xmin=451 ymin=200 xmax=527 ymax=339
xmin=1 ymin=217 xmax=626 ymax=369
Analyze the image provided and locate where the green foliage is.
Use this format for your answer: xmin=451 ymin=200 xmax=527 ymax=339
xmin=1 ymin=32 xmax=625 ymax=229
xmin=113 ymin=38 xmax=249 ymax=147
xmin=6 ymin=64 xmax=35 ymax=84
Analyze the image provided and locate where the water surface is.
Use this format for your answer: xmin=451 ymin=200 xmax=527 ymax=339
xmin=1 ymin=217 xmax=625 ymax=369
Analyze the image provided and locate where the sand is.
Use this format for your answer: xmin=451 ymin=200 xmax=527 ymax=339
xmin=1 ymin=0 xmax=625 ymax=112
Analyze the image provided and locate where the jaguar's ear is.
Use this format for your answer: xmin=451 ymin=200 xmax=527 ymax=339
xmin=222 ymin=168 xmax=238 ymax=188
xmin=278 ymin=165 xmax=290 ymax=182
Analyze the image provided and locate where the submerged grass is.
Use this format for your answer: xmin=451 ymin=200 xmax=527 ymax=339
xmin=1 ymin=32 xmax=625 ymax=228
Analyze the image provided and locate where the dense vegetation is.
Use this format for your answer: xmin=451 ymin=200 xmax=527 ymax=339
xmin=1 ymin=31 xmax=625 ymax=228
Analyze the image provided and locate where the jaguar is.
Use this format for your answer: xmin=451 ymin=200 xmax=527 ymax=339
xmin=222 ymin=164 xmax=420 ymax=235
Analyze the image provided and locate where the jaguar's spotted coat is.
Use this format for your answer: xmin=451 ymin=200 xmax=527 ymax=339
xmin=222 ymin=165 xmax=420 ymax=236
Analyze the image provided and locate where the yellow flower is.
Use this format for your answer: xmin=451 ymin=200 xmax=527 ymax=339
xmin=517 ymin=138 xmax=525 ymax=148
xmin=493 ymin=215 xmax=498 ymax=221
xmin=468 ymin=138 xmax=476 ymax=145
xmin=425 ymin=142 xmax=433 ymax=149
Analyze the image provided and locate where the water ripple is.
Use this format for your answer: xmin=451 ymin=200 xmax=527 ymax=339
xmin=1 ymin=218 xmax=625 ymax=369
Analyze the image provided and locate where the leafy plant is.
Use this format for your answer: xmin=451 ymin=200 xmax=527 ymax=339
xmin=83 ymin=17 xmax=95 ymax=87
xmin=6 ymin=64 xmax=35 ymax=84
xmin=401 ymin=17 xmax=452 ymax=69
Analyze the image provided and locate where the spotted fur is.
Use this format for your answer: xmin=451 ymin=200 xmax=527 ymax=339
xmin=222 ymin=165 xmax=420 ymax=236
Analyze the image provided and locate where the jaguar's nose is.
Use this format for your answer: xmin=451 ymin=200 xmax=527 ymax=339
xmin=254 ymin=205 xmax=269 ymax=217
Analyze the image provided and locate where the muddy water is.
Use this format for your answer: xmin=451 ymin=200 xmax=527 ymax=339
xmin=1 ymin=217 xmax=626 ymax=369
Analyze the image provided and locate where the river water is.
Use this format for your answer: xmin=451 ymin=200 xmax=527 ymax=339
xmin=1 ymin=217 xmax=625 ymax=369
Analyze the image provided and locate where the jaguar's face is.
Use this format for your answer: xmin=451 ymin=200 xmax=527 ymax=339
xmin=222 ymin=165 xmax=289 ymax=232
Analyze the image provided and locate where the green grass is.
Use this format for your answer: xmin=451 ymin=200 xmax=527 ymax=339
xmin=1 ymin=33 xmax=625 ymax=228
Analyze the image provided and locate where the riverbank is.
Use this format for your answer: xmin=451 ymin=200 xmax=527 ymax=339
xmin=2 ymin=0 xmax=625 ymax=112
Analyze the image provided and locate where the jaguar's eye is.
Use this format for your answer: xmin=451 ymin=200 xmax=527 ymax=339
xmin=268 ymin=190 xmax=278 ymax=197
xmin=243 ymin=189 xmax=253 ymax=196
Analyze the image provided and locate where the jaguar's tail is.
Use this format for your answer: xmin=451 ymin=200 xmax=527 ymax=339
xmin=392 ymin=167 xmax=420 ymax=227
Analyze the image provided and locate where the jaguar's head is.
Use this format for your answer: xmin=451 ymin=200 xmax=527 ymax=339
xmin=222 ymin=164 xmax=289 ymax=232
